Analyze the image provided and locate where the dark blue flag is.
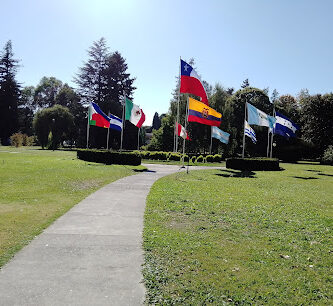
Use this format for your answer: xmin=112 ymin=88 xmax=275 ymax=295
xmin=273 ymin=112 xmax=299 ymax=138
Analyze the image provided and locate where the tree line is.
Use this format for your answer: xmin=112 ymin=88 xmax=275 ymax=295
xmin=0 ymin=38 xmax=137 ymax=149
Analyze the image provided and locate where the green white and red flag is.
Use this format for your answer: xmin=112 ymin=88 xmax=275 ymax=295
xmin=125 ymin=97 xmax=145 ymax=128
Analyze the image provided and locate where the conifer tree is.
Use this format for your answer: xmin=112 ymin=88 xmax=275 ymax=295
xmin=0 ymin=41 xmax=20 ymax=144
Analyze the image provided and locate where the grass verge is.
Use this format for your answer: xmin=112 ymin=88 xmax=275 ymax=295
xmin=0 ymin=146 xmax=145 ymax=267
xmin=143 ymin=163 xmax=333 ymax=304
xmin=142 ymin=159 xmax=226 ymax=167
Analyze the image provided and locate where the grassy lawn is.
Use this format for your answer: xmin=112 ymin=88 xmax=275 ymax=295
xmin=143 ymin=162 xmax=333 ymax=305
xmin=0 ymin=146 xmax=145 ymax=267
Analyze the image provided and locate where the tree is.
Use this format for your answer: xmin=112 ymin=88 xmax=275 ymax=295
xmin=18 ymin=86 xmax=35 ymax=135
xmin=74 ymin=38 xmax=136 ymax=149
xmin=152 ymin=112 xmax=161 ymax=130
xmin=33 ymin=105 xmax=74 ymax=149
xmin=271 ymin=89 xmax=279 ymax=104
xmin=275 ymin=94 xmax=300 ymax=122
xmin=300 ymin=93 xmax=333 ymax=157
xmin=241 ymin=78 xmax=250 ymax=88
xmin=0 ymin=40 xmax=20 ymax=144
xmin=34 ymin=76 xmax=63 ymax=108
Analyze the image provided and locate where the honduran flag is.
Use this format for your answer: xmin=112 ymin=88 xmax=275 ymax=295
xmin=188 ymin=97 xmax=222 ymax=126
xmin=273 ymin=112 xmax=299 ymax=138
xmin=180 ymin=59 xmax=209 ymax=105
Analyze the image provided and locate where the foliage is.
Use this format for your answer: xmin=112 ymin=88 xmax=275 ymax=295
xmin=10 ymin=133 xmax=35 ymax=147
xmin=34 ymin=76 xmax=63 ymax=108
xmin=152 ymin=112 xmax=161 ymax=130
xmin=33 ymin=105 xmax=74 ymax=149
xmin=300 ymin=93 xmax=333 ymax=157
xmin=213 ymin=154 xmax=222 ymax=162
xmin=226 ymin=157 xmax=280 ymax=171
xmin=206 ymin=155 xmax=214 ymax=162
xmin=0 ymin=40 xmax=20 ymax=145
xmin=322 ymin=145 xmax=333 ymax=165
xmin=275 ymin=94 xmax=300 ymax=123
xmin=143 ymin=163 xmax=333 ymax=304
xmin=77 ymin=149 xmax=141 ymax=165
xmin=0 ymin=147 xmax=143 ymax=267
xmin=148 ymin=115 xmax=174 ymax=151
xmin=196 ymin=155 xmax=204 ymax=163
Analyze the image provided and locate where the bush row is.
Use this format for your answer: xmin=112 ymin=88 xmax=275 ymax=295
xmin=226 ymin=157 xmax=280 ymax=171
xmin=132 ymin=151 xmax=223 ymax=163
xmin=77 ymin=149 xmax=141 ymax=166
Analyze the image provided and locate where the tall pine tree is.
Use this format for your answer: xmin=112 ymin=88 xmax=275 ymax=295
xmin=0 ymin=41 xmax=20 ymax=145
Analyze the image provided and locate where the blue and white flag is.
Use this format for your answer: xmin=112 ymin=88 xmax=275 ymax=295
xmin=245 ymin=120 xmax=257 ymax=144
xmin=273 ymin=112 xmax=299 ymax=138
xmin=108 ymin=113 xmax=123 ymax=132
xmin=247 ymin=103 xmax=276 ymax=129
xmin=212 ymin=126 xmax=230 ymax=144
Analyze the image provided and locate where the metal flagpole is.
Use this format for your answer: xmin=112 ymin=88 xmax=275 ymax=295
xmin=175 ymin=56 xmax=181 ymax=152
xmin=266 ymin=128 xmax=270 ymax=157
xmin=137 ymin=128 xmax=140 ymax=150
xmin=120 ymin=92 xmax=125 ymax=151
xmin=270 ymin=107 xmax=276 ymax=158
xmin=182 ymin=95 xmax=189 ymax=167
xmin=210 ymin=126 xmax=213 ymax=154
xmin=86 ymin=104 xmax=90 ymax=149
xmin=107 ymin=126 xmax=110 ymax=150
xmin=242 ymin=102 xmax=247 ymax=158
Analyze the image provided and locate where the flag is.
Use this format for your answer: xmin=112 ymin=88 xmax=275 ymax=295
xmin=176 ymin=123 xmax=190 ymax=140
xmin=180 ymin=59 xmax=208 ymax=105
xmin=89 ymin=102 xmax=111 ymax=128
xmin=245 ymin=120 xmax=257 ymax=143
xmin=188 ymin=97 xmax=222 ymax=126
xmin=212 ymin=126 xmax=229 ymax=144
xmin=125 ymin=97 xmax=145 ymax=128
xmin=247 ymin=103 xmax=276 ymax=129
xmin=108 ymin=113 xmax=123 ymax=132
xmin=273 ymin=112 xmax=299 ymax=138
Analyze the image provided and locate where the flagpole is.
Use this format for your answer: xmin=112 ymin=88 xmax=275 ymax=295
xmin=210 ymin=126 xmax=213 ymax=154
xmin=270 ymin=107 xmax=276 ymax=158
xmin=266 ymin=127 xmax=270 ymax=157
xmin=182 ymin=95 xmax=189 ymax=167
xmin=137 ymin=128 xmax=140 ymax=150
xmin=242 ymin=102 xmax=247 ymax=158
xmin=86 ymin=104 xmax=90 ymax=149
xmin=120 ymin=92 xmax=125 ymax=151
xmin=107 ymin=126 xmax=110 ymax=150
xmin=175 ymin=56 xmax=181 ymax=152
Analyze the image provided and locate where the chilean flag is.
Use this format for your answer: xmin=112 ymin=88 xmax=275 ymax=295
xmin=180 ymin=59 xmax=208 ymax=105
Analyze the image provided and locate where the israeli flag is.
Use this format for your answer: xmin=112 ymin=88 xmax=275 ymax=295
xmin=273 ymin=112 xmax=299 ymax=138
xmin=247 ymin=103 xmax=276 ymax=129
xmin=212 ymin=126 xmax=230 ymax=144
xmin=245 ymin=121 xmax=257 ymax=144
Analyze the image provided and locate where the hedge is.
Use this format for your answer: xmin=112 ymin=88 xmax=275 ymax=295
xmin=226 ymin=157 xmax=280 ymax=171
xmin=77 ymin=149 xmax=141 ymax=166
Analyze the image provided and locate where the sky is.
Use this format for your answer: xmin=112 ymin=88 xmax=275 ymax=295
xmin=1 ymin=0 xmax=333 ymax=125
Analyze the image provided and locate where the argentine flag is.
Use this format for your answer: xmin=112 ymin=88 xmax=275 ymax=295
xmin=245 ymin=121 xmax=257 ymax=144
xmin=273 ymin=112 xmax=299 ymax=138
xmin=247 ymin=103 xmax=276 ymax=129
xmin=212 ymin=126 xmax=230 ymax=144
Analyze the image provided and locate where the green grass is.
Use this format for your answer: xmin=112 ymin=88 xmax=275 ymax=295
xmin=143 ymin=163 xmax=333 ymax=305
xmin=0 ymin=146 xmax=145 ymax=267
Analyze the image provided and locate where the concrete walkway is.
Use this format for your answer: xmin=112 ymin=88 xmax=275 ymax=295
xmin=0 ymin=164 xmax=221 ymax=306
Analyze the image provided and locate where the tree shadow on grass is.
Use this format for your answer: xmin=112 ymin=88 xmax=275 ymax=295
xmin=306 ymin=169 xmax=322 ymax=172
xmin=215 ymin=169 xmax=256 ymax=178
xmin=292 ymin=176 xmax=319 ymax=180
xmin=318 ymin=173 xmax=333 ymax=177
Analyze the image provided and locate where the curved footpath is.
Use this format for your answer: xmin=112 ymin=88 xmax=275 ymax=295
xmin=0 ymin=164 xmax=221 ymax=306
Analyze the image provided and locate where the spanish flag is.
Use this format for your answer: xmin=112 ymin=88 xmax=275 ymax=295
xmin=188 ymin=97 xmax=222 ymax=126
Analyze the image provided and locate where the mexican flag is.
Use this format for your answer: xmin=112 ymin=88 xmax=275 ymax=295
xmin=125 ymin=97 xmax=145 ymax=128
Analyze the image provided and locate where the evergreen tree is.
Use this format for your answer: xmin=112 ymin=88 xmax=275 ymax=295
xmin=0 ymin=40 xmax=20 ymax=145
xmin=18 ymin=86 xmax=35 ymax=135
xmin=152 ymin=112 xmax=161 ymax=130
xmin=241 ymin=78 xmax=250 ymax=88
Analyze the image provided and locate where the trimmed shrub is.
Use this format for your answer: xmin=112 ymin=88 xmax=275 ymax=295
xmin=10 ymin=133 xmax=24 ymax=147
xmin=213 ymin=154 xmax=222 ymax=163
xmin=226 ymin=157 xmax=280 ymax=171
xmin=182 ymin=154 xmax=189 ymax=162
xmin=196 ymin=155 xmax=204 ymax=163
xmin=168 ymin=153 xmax=181 ymax=161
xmin=77 ymin=149 xmax=141 ymax=166
xmin=322 ymin=146 xmax=333 ymax=165
xmin=190 ymin=156 xmax=197 ymax=164
xmin=206 ymin=155 xmax=214 ymax=162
